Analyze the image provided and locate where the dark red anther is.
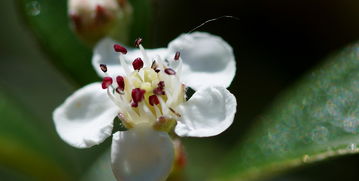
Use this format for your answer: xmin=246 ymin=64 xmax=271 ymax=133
xmin=132 ymin=58 xmax=144 ymax=70
xmin=153 ymin=81 xmax=165 ymax=95
xmin=164 ymin=68 xmax=176 ymax=75
xmin=100 ymin=64 xmax=107 ymax=72
xmin=116 ymin=76 xmax=125 ymax=92
xmin=174 ymin=51 xmax=180 ymax=60
xmin=131 ymin=88 xmax=145 ymax=107
xmin=115 ymin=87 xmax=123 ymax=94
xmin=114 ymin=44 xmax=127 ymax=54
xmin=149 ymin=95 xmax=160 ymax=106
xmin=134 ymin=38 xmax=143 ymax=48
xmin=101 ymin=77 xmax=113 ymax=89
xmin=131 ymin=102 xmax=138 ymax=107
xmin=158 ymin=81 xmax=165 ymax=88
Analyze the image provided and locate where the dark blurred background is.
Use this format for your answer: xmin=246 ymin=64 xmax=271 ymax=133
xmin=1 ymin=0 xmax=359 ymax=180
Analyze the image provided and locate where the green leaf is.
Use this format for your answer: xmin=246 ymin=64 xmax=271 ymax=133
xmin=16 ymin=0 xmax=96 ymax=85
xmin=213 ymin=43 xmax=359 ymax=181
xmin=0 ymin=86 xmax=73 ymax=180
xmin=16 ymin=0 xmax=153 ymax=85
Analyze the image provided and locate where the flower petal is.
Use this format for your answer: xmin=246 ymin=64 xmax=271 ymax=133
xmin=92 ymin=38 xmax=167 ymax=77
xmin=175 ymin=86 xmax=237 ymax=137
xmin=53 ymin=82 xmax=118 ymax=148
xmin=92 ymin=38 xmax=126 ymax=77
xmin=111 ymin=127 xmax=174 ymax=181
xmin=167 ymin=32 xmax=236 ymax=90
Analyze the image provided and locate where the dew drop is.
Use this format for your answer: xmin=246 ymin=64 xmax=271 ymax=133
xmin=311 ymin=126 xmax=329 ymax=144
xmin=26 ymin=1 xmax=41 ymax=16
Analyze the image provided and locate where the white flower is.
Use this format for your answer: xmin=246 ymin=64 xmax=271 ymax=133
xmin=53 ymin=32 xmax=237 ymax=181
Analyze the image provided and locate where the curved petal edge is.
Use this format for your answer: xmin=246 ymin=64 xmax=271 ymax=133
xmin=111 ymin=128 xmax=174 ymax=181
xmin=168 ymin=32 xmax=236 ymax=90
xmin=175 ymin=86 xmax=237 ymax=137
xmin=53 ymin=82 xmax=118 ymax=148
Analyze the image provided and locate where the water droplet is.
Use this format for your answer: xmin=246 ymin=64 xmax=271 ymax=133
xmin=311 ymin=126 xmax=329 ymax=144
xmin=302 ymin=154 xmax=310 ymax=163
xmin=26 ymin=1 xmax=41 ymax=16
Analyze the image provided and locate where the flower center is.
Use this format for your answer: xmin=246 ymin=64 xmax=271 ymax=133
xmin=101 ymin=39 xmax=185 ymax=131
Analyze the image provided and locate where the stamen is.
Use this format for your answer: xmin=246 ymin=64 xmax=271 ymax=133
xmin=153 ymin=81 xmax=165 ymax=95
xmin=116 ymin=76 xmax=125 ymax=92
xmin=153 ymin=116 xmax=176 ymax=131
xmin=174 ymin=51 xmax=181 ymax=61
xmin=131 ymin=102 xmax=138 ymax=107
xmin=114 ymin=44 xmax=127 ymax=54
xmin=149 ymin=95 xmax=160 ymax=106
xmin=139 ymin=102 xmax=156 ymax=121
xmin=100 ymin=64 xmax=107 ymax=72
xmin=119 ymin=54 xmax=131 ymax=75
xmin=134 ymin=38 xmax=143 ymax=48
xmin=164 ymin=68 xmax=176 ymax=75
xmin=102 ymin=77 xmax=113 ymax=89
xmin=132 ymin=58 xmax=144 ymax=70
xmin=151 ymin=61 xmax=161 ymax=73
xmin=118 ymin=113 xmax=133 ymax=129
xmin=139 ymin=44 xmax=150 ymax=66
xmin=158 ymin=81 xmax=165 ymax=88
xmin=151 ymin=61 xmax=157 ymax=69
xmin=131 ymin=88 xmax=145 ymax=107
xmin=158 ymin=97 xmax=169 ymax=115
xmin=169 ymin=107 xmax=181 ymax=117
xmin=115 ymin=88 xmax=123 ymax=94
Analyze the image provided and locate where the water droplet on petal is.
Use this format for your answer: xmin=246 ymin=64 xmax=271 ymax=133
xmin=26 ymin=1 xmax=41 ymax=16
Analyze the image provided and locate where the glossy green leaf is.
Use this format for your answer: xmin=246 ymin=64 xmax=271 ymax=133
xmin=213 ymin=43 xmax=359 ymax=181
xmin=16 ymin=0 xmax=153 ymax=85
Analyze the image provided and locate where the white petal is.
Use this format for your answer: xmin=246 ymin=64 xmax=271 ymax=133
xmin=111 ymin=127 xmax=174 ymax=181
xmin=175 ymin=86 xmax=237 ymax=137
xmin=92 ymin=38 xmax=127 ymax=77
xmin=92 ymin=38 xmax=167 ymax=77
xmin=53 ymin=83 xmax=118 ymax=148
xmin=167 ymin=32 xmax=236 ymax=90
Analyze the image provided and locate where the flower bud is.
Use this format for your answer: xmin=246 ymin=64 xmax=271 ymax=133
xmin=68 ymin=0 xmax=132 ymax=45
xmin=167 ymin=139 xmax=186 ymax=180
